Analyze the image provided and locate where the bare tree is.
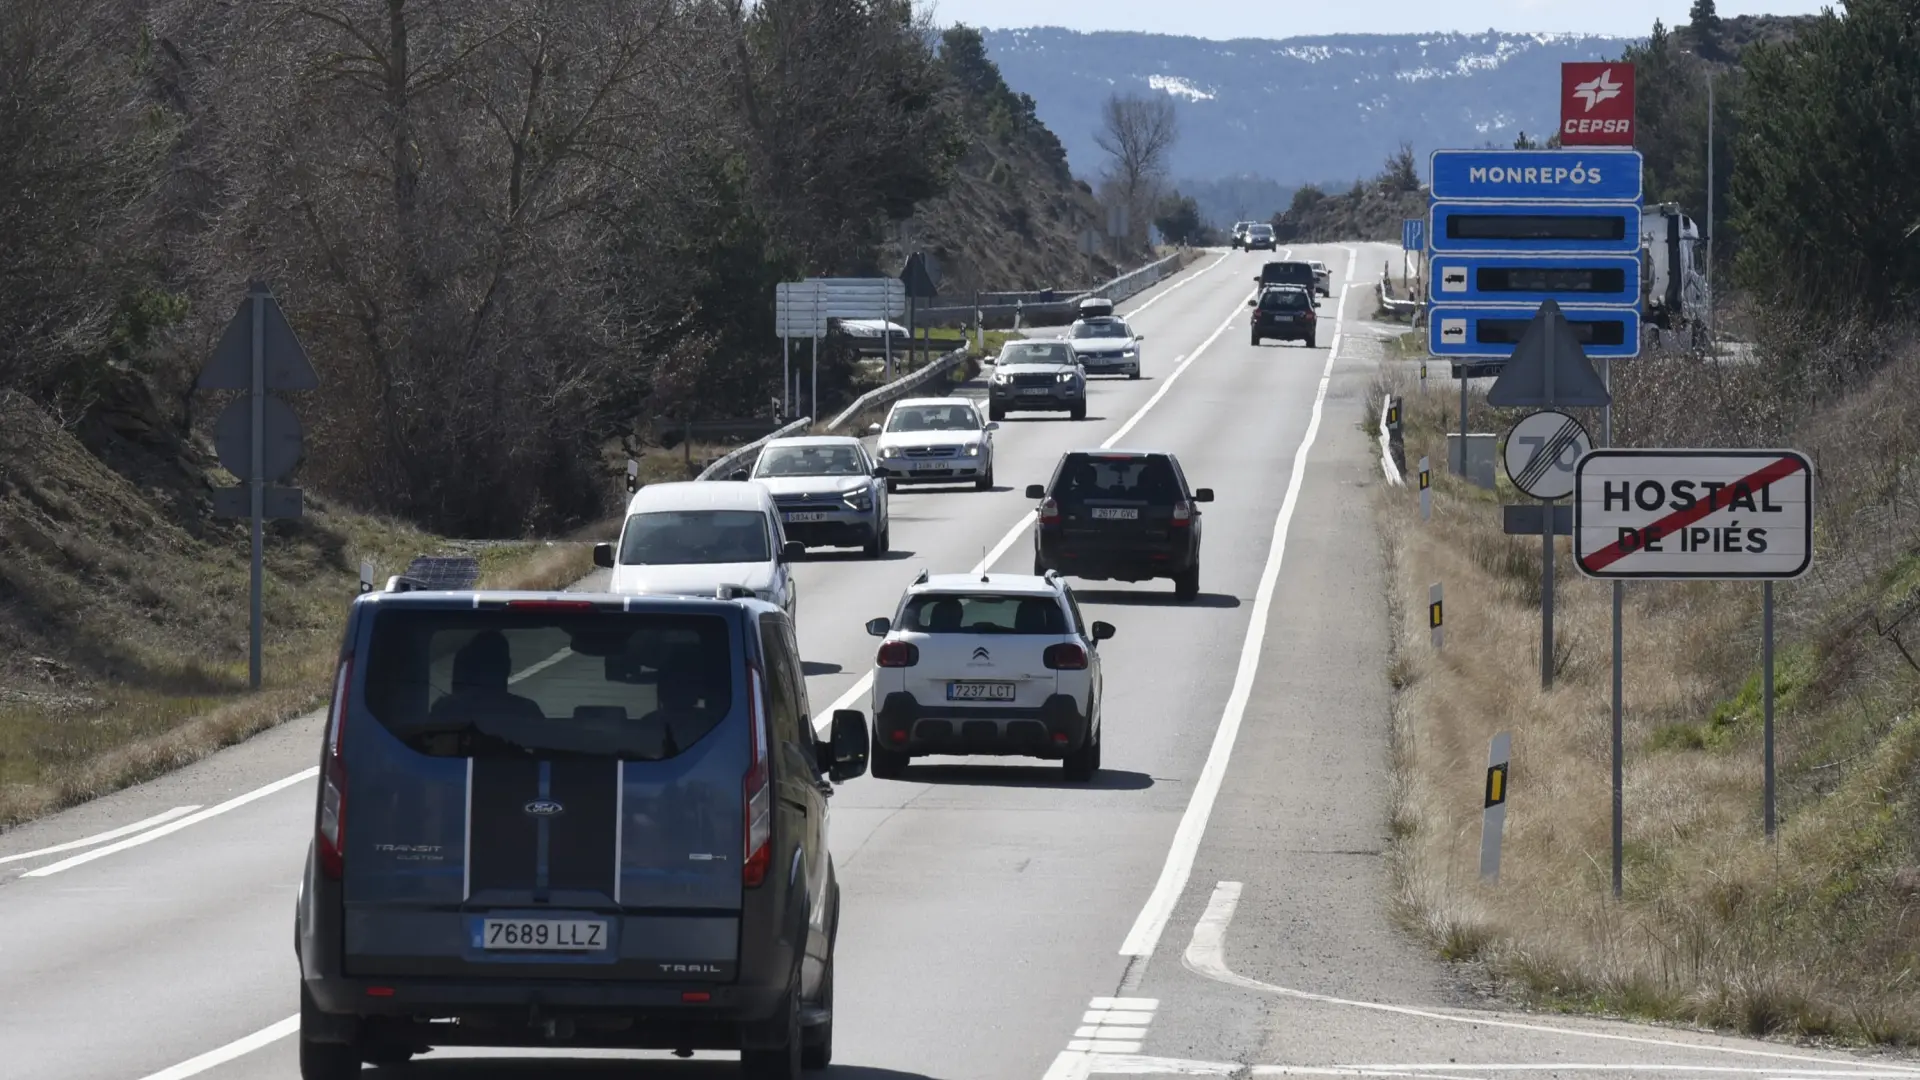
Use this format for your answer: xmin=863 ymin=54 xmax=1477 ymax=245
xmin=1093 ymin=92 xmax=1178 ymax=242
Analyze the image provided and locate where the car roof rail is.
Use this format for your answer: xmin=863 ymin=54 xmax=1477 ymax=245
xmin=386 ymin=554 xmax=481 ymax=593
xmin=913 ymin=568 xmax=929 ymax=585
xmin=1043 ymin=569 xmax=1061 ymax=585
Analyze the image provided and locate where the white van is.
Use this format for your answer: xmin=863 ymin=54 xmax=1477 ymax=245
xmin=593 ymin=480 xmax=802 ymax=621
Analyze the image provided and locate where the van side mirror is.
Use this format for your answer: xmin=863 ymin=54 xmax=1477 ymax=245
xmin=1193 ymin=488 xmax=1214 ymax=502
xmin=872 ymin=466 xmax=887 ymax=478
xmin=1025 ymin=484 xmax=1046 ymax=499
xmin=824 ymin=710 xmax=870 ymax=782
xmin=1091 ymin=621 xmax=1116 ymax=642
xmin=593 ymin=542 xmax=616 ymax=569
xmin=782 ymin=540 xmax=806 ymax=562
xmin=729 ymin=470 xmax=750 ymax=482
xmin=1246 ymin=298 xmax=1256 ymax=307
xmin=865 ymin=617 xmax=891 ymax=637
xmin=984 ymin=421 xmax=999 ymax=431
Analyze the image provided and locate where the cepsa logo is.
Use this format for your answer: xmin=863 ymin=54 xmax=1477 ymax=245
xmin=1560 ymin=62 xmax=1635 ymax=146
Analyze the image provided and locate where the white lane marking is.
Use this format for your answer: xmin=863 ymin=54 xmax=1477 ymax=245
xmin=1115 ymin=246 xmax=1360 ymax=961
xmin=1073 ymin=1060 xmax=1920 ymax=1079
xmin=23 ymin=770 xmax=317 ymax=878
xmin=813 ymin=262 xmax=1254 ymax=732
xmin=1184 ymin=881 xmax=1919 ymax=1073
xmin=132 ymin=1014 xmax=298 ymax=1080
xmin=1123 ymin=250 xmax=1233 ymax=317
xmin=0 ymin=805 xmax=200 ymax=865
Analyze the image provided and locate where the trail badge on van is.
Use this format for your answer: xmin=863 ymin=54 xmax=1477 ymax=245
xmin=524 ymin=800 xmax=565 ymax=817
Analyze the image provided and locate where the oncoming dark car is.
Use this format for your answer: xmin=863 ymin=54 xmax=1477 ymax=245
xmin=295 ymin=568 xmax=870 ymax=1079
xmin=1027 ymin=450 xmax=1213 ymax=601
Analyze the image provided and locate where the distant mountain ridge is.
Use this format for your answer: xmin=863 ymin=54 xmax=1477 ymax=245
xmin=980 ymin=28 xmax=1637 ymax=196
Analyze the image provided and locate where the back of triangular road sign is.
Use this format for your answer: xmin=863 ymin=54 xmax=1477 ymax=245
xmin=198 ymin=280 xmax=320 ymax=391
xmin=1486 ymin=298 xmax=1612 ymax=408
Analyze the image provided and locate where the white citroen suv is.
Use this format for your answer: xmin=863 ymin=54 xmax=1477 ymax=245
xmin=861 ymin=570 xmax=1112 ymax=781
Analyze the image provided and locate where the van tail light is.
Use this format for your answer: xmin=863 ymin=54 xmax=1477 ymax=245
xmin=876 ymin=641 xmax=919 ymax=668
xmin=742 ymin=669 xmax=772 ymax=888
xmin=1044 ymin=643 xmax=1088 ymax=670
xmin=1171 ymin=501 xmax=1194 ymax=528
xmin=1038 ymin=497 xmax=1061 ymax=526
xmin=317 ymin=657 xmax=351 ymax=880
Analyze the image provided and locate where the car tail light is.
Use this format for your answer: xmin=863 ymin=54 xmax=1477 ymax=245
xmin=1038 ymin=497 xmax=1060 ymax=526
xmin=877 ymin=641 xmax=919 ymax=668
xmin=1044 ymin=643 xmax=1088 ymax=670
xmin=1171 ymin=501 xmax=1194 ymax=528
xmin=316 ymin=657 xmax=350 ymax=880
xmin=742 ymin=668 xmax=772 ymax=888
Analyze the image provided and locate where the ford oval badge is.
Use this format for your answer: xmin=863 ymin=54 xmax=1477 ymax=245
xmin=524 ymin=799 xmax=564 ymax=817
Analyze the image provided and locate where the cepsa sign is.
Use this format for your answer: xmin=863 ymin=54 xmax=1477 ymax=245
xmin=1561 ymin=62 xmax=1635 ymax=146
xmin=1573 ymin=449 xmax=1814 ymax=580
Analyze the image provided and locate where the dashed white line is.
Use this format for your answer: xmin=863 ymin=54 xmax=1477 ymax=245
xmin=131 ymin=1015 xmax=298 ymax=1080
xmin=0 ymin=805 xmax=200 ymax=865
xmin=23 ymin=770 xmax=317 ymax=878
xmin=1115 ymin=246 xmax=1360 ymax=963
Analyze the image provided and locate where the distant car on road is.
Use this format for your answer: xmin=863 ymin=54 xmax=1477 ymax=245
xmin=1230 ymin=221 xmax=1254 ymax=249
xmin=735 ymin=435 xmax=890 ymax=558
xmin=1245 ymin=223 xmax=1277 ymax=251
xmin=863 ymin=569 xmax=1112 ymax=781
xmin=1306 ymin=259 xmax=1332 ymax=296
xmin=868 ymin=397 xmax=997 ymax=491
xmin=1066 ymin=316 xmax=1144 ymax=379
xmin=1250 ymin=285 xmax=1318 ymax=347
xmin=595 ymin=480 xmax=802 ymax=621
xmin=294 ymin=579 xmax=870 ymax=1078
xmin=1028 ymin=449 xmax=1212 ymax=601
xmin=987 ymin=339 xmax=1087 ymax=422
xmin=1256 ymin=259 xmax=1319 ymax=301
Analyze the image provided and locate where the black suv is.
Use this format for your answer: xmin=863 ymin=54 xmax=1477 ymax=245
xmin=1250 ymin=285 xmax=1318 ymax=347
xmin=1027 ymin=450 xmax=1213 ymax=601
xmin=295 ymin=568 xmax=870 ymax=1079
xmin=1255 ymin=260 xmax=1319 ymax=302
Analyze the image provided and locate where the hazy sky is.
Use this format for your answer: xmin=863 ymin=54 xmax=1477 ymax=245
xmin=926 ymin=1 xmax=1834 ymax=39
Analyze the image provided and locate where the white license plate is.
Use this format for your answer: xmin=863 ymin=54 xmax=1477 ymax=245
xmin=784 ymin=511 xmax=828 ymax=522
xmin=912 ymin=460 xmax=952 ymax=470
xmin=1091 ymin=507 xmax=1138 ymax=520
xmin=948 ymin=681 xmax=1016 ymax=701
xmin=481 ymin=918 xmax=608 ymax=951
xmin=1018 ymin=387 xmax=1053 ymax=395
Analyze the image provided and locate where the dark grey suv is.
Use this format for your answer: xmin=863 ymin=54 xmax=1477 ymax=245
xmin=988 ymin=340 xmax=1087 ymax=422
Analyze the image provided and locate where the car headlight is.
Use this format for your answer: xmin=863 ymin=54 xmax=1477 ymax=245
xmin=963 ymin=443 xmax=981 ymax=457
xmin=1056 ymin=371 xmax=1075 ymax=383
xmin=992 ymin=371 xmax=1011 ymax=385
xmin=879 ymin=446 xmax=901 ymax=459
xmin=843 ymin=488 xmax=873 ymax=510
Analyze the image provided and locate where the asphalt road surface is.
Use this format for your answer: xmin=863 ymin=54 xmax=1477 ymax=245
xmin=4 ymin=246 xmax=1916 ymax=1080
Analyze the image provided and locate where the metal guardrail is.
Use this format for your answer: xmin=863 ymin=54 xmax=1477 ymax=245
xmin=914 ymin=253 xmax=1185 ymax=326
xmin=695 ymin=416 xmax=812 ymax=481
xmin=823 ymin=347 xmax=970 ymax=433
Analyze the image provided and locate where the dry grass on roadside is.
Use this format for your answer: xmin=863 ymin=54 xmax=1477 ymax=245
xmin=1378 ymin=335 xmax=1920 ymax=1046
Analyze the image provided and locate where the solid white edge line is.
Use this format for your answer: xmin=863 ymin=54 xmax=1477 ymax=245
xmin=0 ymin=805 xmax=201 ymax=865
xmin=132 ymin=1014 xmax=299 ymax=1080
xmin=811 ymin=256 xmax=1245 ymax=735
xmin=1114 ymin=246 xmax=1360 ymax=960
xmin=1184 ymin=881 xmax=1920 ymax=1073
xmin=1122 ymin=249 xmax=1232 ymax=317
xmin=23 ymin=768 xmax=318 ymax=878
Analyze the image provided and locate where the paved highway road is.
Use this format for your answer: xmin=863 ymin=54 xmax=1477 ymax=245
xmin=3 ymin=246 xmax=1915 ymax=1080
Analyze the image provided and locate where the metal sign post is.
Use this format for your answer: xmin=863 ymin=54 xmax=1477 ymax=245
xmin=1574 ymin=447 xmax=1815 ymax=859
xmin=196 ymin=280 xmax=317 ymax=690
xmin=1503 ymin=409 xmax=1593 ymax=690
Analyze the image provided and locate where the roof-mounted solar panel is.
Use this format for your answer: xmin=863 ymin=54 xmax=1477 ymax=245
xmin=389 ymin=555 xmax=482 ymax=593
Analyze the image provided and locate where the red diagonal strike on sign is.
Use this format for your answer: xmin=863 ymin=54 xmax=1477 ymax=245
xmin=1581 ymin=455 xmax=1808 ymax=572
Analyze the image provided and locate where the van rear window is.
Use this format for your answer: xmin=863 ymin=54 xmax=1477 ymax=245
xmin=361 ymin=609 xmax=735 ymax=760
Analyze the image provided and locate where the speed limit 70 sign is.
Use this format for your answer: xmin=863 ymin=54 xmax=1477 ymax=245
xmin=1503 ymin=410 xmax=1592 ymax=500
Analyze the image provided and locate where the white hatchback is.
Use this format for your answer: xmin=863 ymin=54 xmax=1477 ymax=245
xmin=862 ymin=571 xmax=1112 ymax=781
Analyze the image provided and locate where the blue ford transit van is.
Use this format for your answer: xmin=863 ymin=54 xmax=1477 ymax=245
xmin=294 ymin=579 xmax=869 ymax=1078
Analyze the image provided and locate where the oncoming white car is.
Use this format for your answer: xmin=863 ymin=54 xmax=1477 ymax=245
xmin=862 ymin=570 xmax=1113 ymax=781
